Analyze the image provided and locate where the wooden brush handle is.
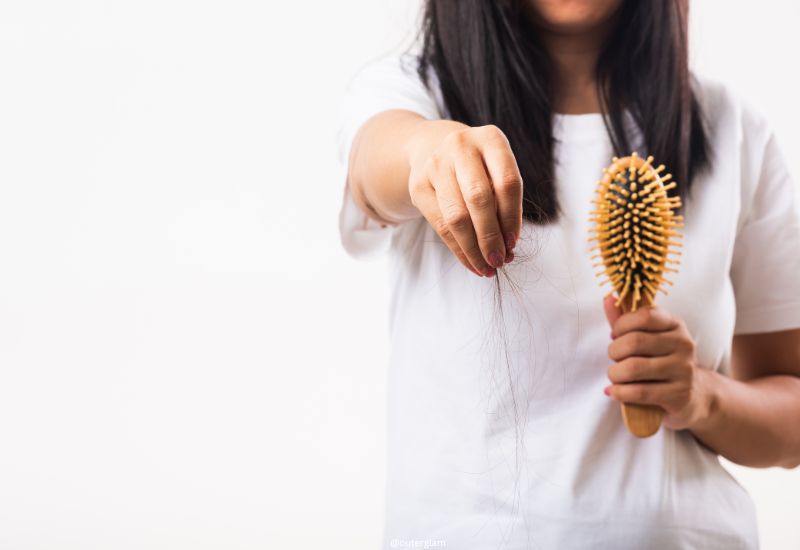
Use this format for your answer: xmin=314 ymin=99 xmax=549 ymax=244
xmin=619 ymin=292 xmax=665 ymax=438
xmin=621 ymin=403 xmax=664 ymax=438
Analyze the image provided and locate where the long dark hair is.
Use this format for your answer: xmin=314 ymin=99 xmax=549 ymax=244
xmin=417 ymin=0 xmax=709 ymax=224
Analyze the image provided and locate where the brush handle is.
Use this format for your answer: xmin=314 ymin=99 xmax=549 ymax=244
xmin=619 ymin=292 xmax=665 ymax=438
xmin=621 ymin=403 xmax=664 ymax=438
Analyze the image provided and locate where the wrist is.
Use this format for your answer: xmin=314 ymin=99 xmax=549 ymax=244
xmin=688 ymin=368 xmax=723 ymax=433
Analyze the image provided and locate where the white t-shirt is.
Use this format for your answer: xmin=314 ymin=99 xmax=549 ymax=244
xmin=336 ymin=53 xmax=800 ymax=549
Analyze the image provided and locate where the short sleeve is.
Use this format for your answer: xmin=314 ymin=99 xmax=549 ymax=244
xmin=730 ymin=129 xmax=800 ymax=334
xmin=335 ymin=53 xmax=442 ymax=260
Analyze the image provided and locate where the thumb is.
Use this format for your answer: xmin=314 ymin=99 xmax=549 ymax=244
xmin=603 ymin=293 xmax=623 ymax=331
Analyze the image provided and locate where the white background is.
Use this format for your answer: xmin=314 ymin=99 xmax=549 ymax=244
xmin=0 ymin=1 xmax=797 ymax=548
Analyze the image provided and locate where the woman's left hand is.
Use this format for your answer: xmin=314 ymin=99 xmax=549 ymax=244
xmin=602 ymin=294 xmax=715 ymax=431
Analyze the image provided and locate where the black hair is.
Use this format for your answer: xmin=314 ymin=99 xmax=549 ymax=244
xmin=417 ymin=0 xmax=709 ymax=224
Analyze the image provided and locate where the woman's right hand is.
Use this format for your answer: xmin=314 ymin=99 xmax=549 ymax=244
xmin=407 ymin=121 xmax=523 ymax=277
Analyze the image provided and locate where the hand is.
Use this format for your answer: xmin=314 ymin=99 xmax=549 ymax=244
xmin=407 ymin=121 xmax=523 ymax=277
xmin=602 ymin=294 xmax=714 ymax=431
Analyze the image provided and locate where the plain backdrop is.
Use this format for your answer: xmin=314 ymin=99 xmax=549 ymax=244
xmin=0 ymin=1 xmax=798 ymax=548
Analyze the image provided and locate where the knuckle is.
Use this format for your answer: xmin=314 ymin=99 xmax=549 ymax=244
xmin=408 ymin=177 xmax=427 ymax=198
xmin=445 ymin=128 xmax=469 ymax=149
xmin=634 ymin=386 xmax=649 ymax=402
xmin=628 ymin=359 xmax=642 ymax=379
xmin=433 ymin=220 xmax=450 ymax=238
xmin=632 ymin=332 xmax=648 ymax=350
xmin=428 ymin=152 xmax=446 ymax=172
xmin=494 ymin=172 xmax=522 ymax=193
xmin=500 ymin=216 xmax=521 ymax=231
xmin=443 ymin=207 xmax=471 ymax=231
xmin=480 ymin=124 xmax=506 ymax=141
xmin=464 ymin=185 xmax=493 ymax=209
xmin=675 ymin=384 xmax=691 ymax=405
xmin=675 ymin=334 xmax=693 ymax=355
xmin=408 ymin=188 xmax=420 ymax=207
xmin=476 ymin=228 xmax=503 ymax=245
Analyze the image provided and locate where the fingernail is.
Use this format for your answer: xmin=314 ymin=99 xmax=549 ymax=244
xmin=507 ymin=251 xmax=515 ymax=263
xmin=504 ymin=232 xmax=517 ymax=251
xmin=483 ymin=267 xmax=496 ymax=277
xmin=488 ymin=251 xmax=504 ymax=268
xmin=610 ymin=331 xmax=614 ymax=339
xmin=603 ymin=386 xmax=611 ymax=396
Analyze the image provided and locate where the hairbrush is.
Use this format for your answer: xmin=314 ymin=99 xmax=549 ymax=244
xmin=588 ymin=152 xmax=684 ymax=438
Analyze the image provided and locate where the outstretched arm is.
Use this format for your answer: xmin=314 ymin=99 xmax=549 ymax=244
xmin=346 ymin=110 xmax=523 ymax=277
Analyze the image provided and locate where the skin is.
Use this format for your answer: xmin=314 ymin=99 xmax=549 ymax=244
xmin=346 ymin=0 xmax=800 ymax=468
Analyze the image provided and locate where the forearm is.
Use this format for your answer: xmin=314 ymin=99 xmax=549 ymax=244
xmin=347 ymin=110 xmax=466 ymax=224
xmin=690 ymin=369 xmax=800 ymax=468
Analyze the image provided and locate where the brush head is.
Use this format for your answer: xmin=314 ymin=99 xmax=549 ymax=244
xmin=588 ymin=153 xmax=684 ymax=312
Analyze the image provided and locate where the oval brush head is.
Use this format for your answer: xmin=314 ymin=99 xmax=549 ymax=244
xmin=588 ymin=152 xmax=684 ymax=438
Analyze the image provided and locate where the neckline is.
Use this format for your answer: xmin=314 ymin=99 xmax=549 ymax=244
xmin=552 ymin=112 xmax=608 ymax=141
xmin=552 ymin=111 xmax=640 ymax=143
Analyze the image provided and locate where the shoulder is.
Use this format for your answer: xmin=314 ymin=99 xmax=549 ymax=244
xmin=692 ymin=73 xmax=773 ymax=149
xmin=346 ymin=52 xmax=435 ymax=94
xmin=335 ymin=51 xmax=445 ymax=163
xmin=343 ymin=51 xmax=446 ymax=119
xmin=691 ymin=73 xmax=796 ymax=234
xmin=691 ymin=72 xmax=781 ymax=203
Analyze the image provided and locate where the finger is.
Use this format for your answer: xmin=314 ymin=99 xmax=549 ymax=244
xmin=608 ymin=330 xmax=683 ymax=361
xmin=478 ymin=126 xmax=523 ymax=254
xmin=453 ymin=145 xmax=506 ymax=268
xmin=604 ymin=381 xmax=677 ymax=407
xmin=603 ymin=294 xmax=624 ymax=331
xmin=430 ymin=161 xmax=493 ymax=276
xmin=411 ymin=178 xmax=485 ymax=277
xmin=611 ymin=305 xmax=678 ymax=338
xmin=607 ymin=356 xmax=682 ymax=384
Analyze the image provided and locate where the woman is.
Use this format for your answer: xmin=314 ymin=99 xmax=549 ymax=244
xmin=336 ymin=1 xmax=800 ymax=548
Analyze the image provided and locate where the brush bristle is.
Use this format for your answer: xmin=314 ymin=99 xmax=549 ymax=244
xmin=587 ymin=152 xmax=684 ymax=312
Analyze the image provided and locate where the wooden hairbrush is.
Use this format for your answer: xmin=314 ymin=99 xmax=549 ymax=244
xmin=588 ymin=152 xmax=684 ymax=438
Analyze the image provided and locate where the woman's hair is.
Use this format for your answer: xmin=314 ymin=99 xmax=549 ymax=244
xmin=417 ymin=0 xmax=710 ymax=224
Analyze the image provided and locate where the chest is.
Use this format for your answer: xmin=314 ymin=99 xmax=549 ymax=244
xmin=504 ymin=138 xmax=742 ymax=375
